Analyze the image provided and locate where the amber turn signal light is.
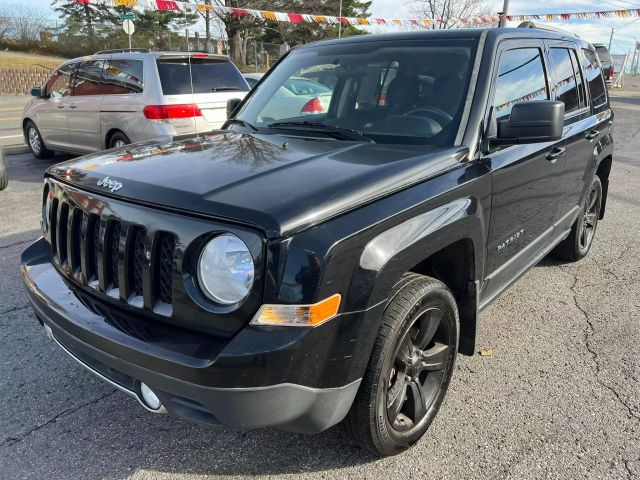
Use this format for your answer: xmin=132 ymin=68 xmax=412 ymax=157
xmin=251 ymin=294 xmax=342 ymax=327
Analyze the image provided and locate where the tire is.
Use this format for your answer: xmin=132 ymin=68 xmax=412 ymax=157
xmin=0 ymin=151 xmax=7 ymax=191
xmin=554 ymin=176 xmax=603 ymax=262
xmin=343 ymin=273 xmax=459 ymax=456
xmin=25 ymin=121 xmax=53 ymax=159
xmin=108 ymin=131 xmax=130 ymax=149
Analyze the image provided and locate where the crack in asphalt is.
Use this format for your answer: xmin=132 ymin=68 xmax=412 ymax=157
xmin=0 ymin=237 xmax=37 ymax=250
xmin=559 ymin=266 xmax=640 ymax=422
xmin=624 ymin=459 xmax=633 ymax=479
xmin=0 ymin=304 xmax=31 ymax=316
xmin=0 ymin=390 xmax=117 ymax=448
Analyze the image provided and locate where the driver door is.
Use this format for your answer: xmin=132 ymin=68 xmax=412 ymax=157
xmin=481 ymin=42 xmax=568 ymax=306
xmin=37 ymin=63 xmax=76 ymax=149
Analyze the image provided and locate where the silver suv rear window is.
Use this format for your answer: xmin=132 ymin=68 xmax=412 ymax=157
xmin=157 ymin=58 xmax=249 ymax=95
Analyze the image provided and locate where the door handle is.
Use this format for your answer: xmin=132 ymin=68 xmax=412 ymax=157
xmin=68 ymin=104 xmax=77 ymax=109
xmin=546 ymin=146 xmax=566 ymax=163
xmin=57 ymin=105 xmax=65 ymax=109
xmin=585 ymin=129 xmax=599 ymax=141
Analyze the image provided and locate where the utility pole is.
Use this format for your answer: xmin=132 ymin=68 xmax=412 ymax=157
xmin=499 ymin=0 xmax=510 ymax=27
xmin=609 ymin=27 xmax=614 ymax=50
xmin=338 ymin=0 xmax=343 ymax=38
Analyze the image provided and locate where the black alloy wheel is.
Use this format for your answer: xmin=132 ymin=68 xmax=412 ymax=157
xmin=344 ymin=273 xmax=459 ymax=456
xmin=554 ymin=176 xmax=603 ymax=261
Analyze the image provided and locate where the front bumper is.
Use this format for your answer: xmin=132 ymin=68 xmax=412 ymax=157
xmin=21 ymin=238 xmax=376 ymax=434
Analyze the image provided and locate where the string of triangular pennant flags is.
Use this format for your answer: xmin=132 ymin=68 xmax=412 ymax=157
xmin=75 ymin=0 xmax=640 ymax=28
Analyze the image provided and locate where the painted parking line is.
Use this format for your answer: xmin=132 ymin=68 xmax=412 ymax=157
xmin=0 ymin=134 xmax=23 ymax=140
xmin=0 ymin=116 xmax=22 ymax=121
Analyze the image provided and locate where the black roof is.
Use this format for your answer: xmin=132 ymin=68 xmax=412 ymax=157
xmin=303 ymin=27 xmax=587 ymax=49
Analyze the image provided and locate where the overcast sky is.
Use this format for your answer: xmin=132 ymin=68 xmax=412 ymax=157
xmin=16 ymin=0 xmax=640 ymax=54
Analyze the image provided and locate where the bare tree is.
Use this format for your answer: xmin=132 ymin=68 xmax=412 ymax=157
xmin=410 ymin=0 xmax=495 ymax=29
xmin=3 ymin=4 xmax=48 ymax=41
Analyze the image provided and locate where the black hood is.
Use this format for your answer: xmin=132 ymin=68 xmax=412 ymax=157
xmin=48 ymin=133 xmax=467 ymax=238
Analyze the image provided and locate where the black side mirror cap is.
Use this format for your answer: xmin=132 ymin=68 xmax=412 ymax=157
xmin=30 ymin=87 xmax=42 ymax=97
xmin=491 ymin=100 xmax=565 ymax=146
xmin=227 ymin=98 xmax=242 ymax=118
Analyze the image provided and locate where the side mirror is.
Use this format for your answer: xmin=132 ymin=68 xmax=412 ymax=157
xmin=226 ymin=98 xmax=242 ymax=118
xmin=491 ymin=100 xmax=565 ymax=146
xmin=30 ymin=87 xmax=43 ymax=97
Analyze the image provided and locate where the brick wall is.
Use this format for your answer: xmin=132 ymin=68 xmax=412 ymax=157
xmin=0 ymin=68 xmax=52 ymax=95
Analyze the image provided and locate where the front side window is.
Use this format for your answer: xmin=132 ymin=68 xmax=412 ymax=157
xmin=236 ymin=39 xmax=476 ymax=146
xmin=549 ymin=48 xmax=580 ymax=114
xmin=46 ymin=63 xmax=75 ymax=99
xmin=493 ymin=48 xmax=548 ymax=121
xmin=582 ymin=49 xmax=608 ymax=112
xmin=101 ymin=59 xmax=144 ymax=94
xmin=72 ymin=61 xmax=104 ymax=96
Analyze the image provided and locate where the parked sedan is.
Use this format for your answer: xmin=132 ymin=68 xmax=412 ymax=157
xmin=23 ymin=49 xmax=249 ymax=158
xmin=257 ymin=77 xmax=333 ymax=122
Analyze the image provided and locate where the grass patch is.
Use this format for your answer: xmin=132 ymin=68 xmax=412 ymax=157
xmin=0 ymin=51 xmax=66 ymax=70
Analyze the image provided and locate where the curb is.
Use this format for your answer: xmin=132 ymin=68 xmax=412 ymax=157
xmin=2 ymin=144 xmax=29 ymax=155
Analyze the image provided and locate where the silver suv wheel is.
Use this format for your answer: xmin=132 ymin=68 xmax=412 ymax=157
xmin=28 ymin=127 xmax=41 ymax=155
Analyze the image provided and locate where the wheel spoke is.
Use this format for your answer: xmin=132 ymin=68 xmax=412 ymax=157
xmin=396 ymin=335 xmax=413 ymax=366
xmin=387 ymin=374 xmax=408 ymax=422
xmin=416 ymin=342 xmax=451 ymax=372
xmin=406 ymin=378 xmax=427 ymax=422
xmin=585 ymin=212 xmax=597 ymax=226
xmin=587 ymin=190 xmax=597 ymax=211
xmin=414 ymin=309 xmax=443 ymax=350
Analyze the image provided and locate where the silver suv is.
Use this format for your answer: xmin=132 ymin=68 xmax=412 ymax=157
xmin=22 ymin=49 xmax=249 ymax=158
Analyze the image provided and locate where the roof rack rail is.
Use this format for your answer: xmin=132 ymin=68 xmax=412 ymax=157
xmin=94 ymin=48 xmax=151 ymax=55
xmin=517 ymin=21 xmax=579 ymax=38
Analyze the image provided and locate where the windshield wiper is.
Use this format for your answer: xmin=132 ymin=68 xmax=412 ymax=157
xmin=212 ymin=87 xmax=243 ymax=92
xmin=267 ymin=121 xmax=374 ymax=143
xmin=225 ymin=118 xmax=258 ymax=132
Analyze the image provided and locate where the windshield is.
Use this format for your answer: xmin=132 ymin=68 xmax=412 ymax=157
xmin=235 ymin=39 xmax=476 ymax=146
xmin=157 ymin=58 xmax=249 ymax=95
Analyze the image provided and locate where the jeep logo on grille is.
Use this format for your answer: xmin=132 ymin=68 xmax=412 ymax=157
xmin=97 ymin=176 xmax=123 ymax=193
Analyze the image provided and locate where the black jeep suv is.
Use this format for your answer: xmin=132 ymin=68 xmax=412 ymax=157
xmin=22 ymin=26 xmax=613 ymax=456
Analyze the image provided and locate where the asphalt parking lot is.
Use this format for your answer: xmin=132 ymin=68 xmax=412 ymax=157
xmin=1 ymin=90 xmax=639 ymax=480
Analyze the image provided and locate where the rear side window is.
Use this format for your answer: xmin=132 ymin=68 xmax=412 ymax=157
xmin=101 ymin=59 xmax=144 ymax=94
xmin=72 ymin=61 xmax=104 ymax=96
xmin=595 ymin=46 xmax=613 ymax=65
xmin=493 ymin=48 xmax=549 ymax=121
xmin=46 ymin=64 xmax=75 ymax=99
xmin=549 ymin=48 xmax=580 ymax=114
xmin=582 ymin=49 xmax=608 ymax=112
xmin=157 ymin=58 xmax=249 ymax=95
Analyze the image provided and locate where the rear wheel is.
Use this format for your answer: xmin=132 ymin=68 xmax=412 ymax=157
xmin=343 ymin=273 xmax=459 ymax=456
xmin=25 ymin=121 xmax=53 ymax=159
xmin=554 ymin=176 xmax=602 ymax=262
xmin=108 ymin=131 xmax=130 ymax=149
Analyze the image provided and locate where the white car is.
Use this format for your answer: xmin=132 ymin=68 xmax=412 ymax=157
xmin=22 ymin=49 xmax=250 ymax=158
xmin=257 ymin=77 xmax=333 ymax=122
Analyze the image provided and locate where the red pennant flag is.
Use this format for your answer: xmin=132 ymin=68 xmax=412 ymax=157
xmin=288 ymin=13 xmax=304 ymax=23
xmin=231 ymin=8 xmax=249 ymax=17
xmin=156 ymin=0 xmax=179 ymax=10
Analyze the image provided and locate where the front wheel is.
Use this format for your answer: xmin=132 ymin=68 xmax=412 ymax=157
xmin=554 ymin=176 xmax=602 ymax=262
xmin=25 ymin=121 xmax=53 ymax=159
xmin=343 ymin=273 xmax=459 ymax=456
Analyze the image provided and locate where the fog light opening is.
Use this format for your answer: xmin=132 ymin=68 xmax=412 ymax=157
xmin=139 ymin=382 xmax=162 ymax=411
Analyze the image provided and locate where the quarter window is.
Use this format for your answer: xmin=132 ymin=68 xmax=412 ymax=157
xmin=72 ymin=61 xmax=104 ymax=96
xmin=549 ymin=48 xmax=580 ymax=114
xmin=101 ymin=59 xmax=144 ymax=94
xmin=45 ymin=64 xmax=75 ymax=99
xmin=581 ymin=49 xmax=608 ymax=112
xmin=493 ymin=48 xmax=548 ymax=121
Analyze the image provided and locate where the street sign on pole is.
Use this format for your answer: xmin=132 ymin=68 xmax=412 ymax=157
xmin=120 ymin=12 xmax=136 ymax=20
xmin=122 ymin=20 xmax=135 ymax=49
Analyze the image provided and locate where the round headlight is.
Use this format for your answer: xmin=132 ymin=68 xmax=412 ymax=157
xmin=197 ymin=234 xmax=254 ymax=305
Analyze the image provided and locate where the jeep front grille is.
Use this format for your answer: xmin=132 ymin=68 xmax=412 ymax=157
xmin=49 ymin=195 xmax=175 ymax=315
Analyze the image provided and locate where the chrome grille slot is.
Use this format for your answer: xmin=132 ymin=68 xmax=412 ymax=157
xmin=68 ymin=208 xmax=83 ymax=275
xmin=57 ymin=202 xmax=69 ymax=267
xmin=86 ymin=214 xmax=100 ymax=285
xmin=50 ymin=197 xmax=59 ymax=260
xmin=106 ymin=221 xmax=121 ymax=292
